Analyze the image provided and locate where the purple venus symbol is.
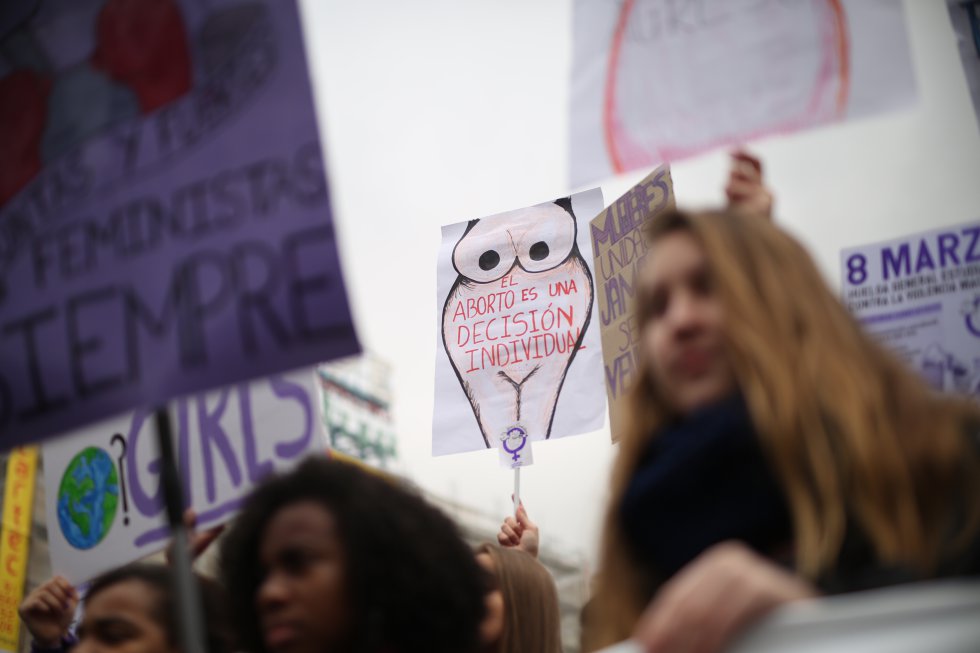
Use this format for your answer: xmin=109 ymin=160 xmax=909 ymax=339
xmin=502 ymin=426 xmax=528 ymax=462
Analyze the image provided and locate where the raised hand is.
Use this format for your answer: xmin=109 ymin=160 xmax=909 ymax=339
xmin=18 ymin=576 xmax=78 ymax=648
xmin=497 ymin=502 xmax=540 ymax=558
xmin=725 ymin=150 xmax=773 ymax=220
xmin=165 ymin=508 xmax=225 ymax=565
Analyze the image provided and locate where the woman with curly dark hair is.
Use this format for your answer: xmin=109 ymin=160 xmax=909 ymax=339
xmin=219 ymin=456 xmax=490 ymax=653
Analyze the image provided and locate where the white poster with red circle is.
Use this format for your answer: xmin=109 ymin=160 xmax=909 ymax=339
xmin=571 ymin=0 xmax=918 ymax=186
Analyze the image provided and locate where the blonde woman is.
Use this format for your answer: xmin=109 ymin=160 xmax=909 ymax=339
xmin=586 ymin=208 xmax=980 ymax=653
xmin=477 ymin=543 xmax=563 ymax=653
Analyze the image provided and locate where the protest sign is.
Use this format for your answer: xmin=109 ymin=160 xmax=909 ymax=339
xmin=42 ymin=368 xmax=324 ymax=583
xmin=0 ymin=447 xmax=37 ymax=652
xmin=571 ymin=0 xmax=917 ymax=185
xmin=841 ymin=221 xmax=980 ymax=399
xmin=947 ymin=0 xmax=980 ymax=133
xmin=433 ymin=189 xmax=607 ymax=456
xmin=0 ymin=0 xmax=359 ymax=450
xmin=590 ymin=166 xmax=674 ymax=438
xmin=318 ymin=354 xmax=398 ymax=471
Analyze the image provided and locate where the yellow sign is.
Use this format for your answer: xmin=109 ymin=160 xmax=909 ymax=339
xmin=589 ymin=166 xmax=674 ymax=439
xmin=0 ymin=447 xmax=38 ymax=652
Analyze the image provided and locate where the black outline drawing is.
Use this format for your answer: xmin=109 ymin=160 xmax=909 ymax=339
xmin=441 ymin=198 xmax=595 ymax=448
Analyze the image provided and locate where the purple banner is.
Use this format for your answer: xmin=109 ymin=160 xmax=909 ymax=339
xmin=0 ymin=0 xmax=360 ymax=449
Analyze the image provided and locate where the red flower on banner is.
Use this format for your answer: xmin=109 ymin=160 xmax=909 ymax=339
xmin=0 ymin=70 xmax=51 ymax=206
xmin=92 ymin=0 xmax=193 ymax=113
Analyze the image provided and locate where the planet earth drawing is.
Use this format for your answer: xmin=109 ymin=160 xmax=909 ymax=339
xmin=57 ymin=447 xmax=119 ymax=550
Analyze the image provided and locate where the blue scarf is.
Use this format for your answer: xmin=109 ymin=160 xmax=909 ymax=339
xmin=620 ymin=394 xmax=793 ymax=580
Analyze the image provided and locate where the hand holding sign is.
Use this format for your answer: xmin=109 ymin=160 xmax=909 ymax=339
xmin=725 ymin=150 xmax=772 ymax=220
xmin=497 ymin=502 xmax=540 ymax=558
xmin=18 ymin=576 xmax=78 ymax=649
xmin=165 ymin=508 xmax=225 ymax=565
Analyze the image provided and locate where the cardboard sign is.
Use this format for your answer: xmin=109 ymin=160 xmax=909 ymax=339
xmin=841 ymin=221 xmax=980 ymax=399
xmin=590 ymin=166 xmax=674 ymax=438
xmin=571 ymin=0 xmax=917 ymax=185
xmin=42 ymin=368 xmax=325 ymax=583
xmin=433 ymin=189 xmax=607 ymax=456
xmin=0 ymin=0 xmax=359 ymax=450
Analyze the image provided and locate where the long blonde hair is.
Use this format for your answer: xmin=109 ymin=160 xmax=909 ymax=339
xmin=478 ymin=544 xmax=563 ymax=653
xmin=585 ymin=209 xmax=980 ymax=650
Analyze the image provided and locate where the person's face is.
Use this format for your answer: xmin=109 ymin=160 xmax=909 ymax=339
xmin=640 ymin=230 xmax=734 ymax=414
xmin=74 ymin=580 xmax=175 ymax=653
xmin=256 ymin=501 xmax=350 ymax=653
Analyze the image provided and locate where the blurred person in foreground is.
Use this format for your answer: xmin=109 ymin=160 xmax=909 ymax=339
xmin=219 ymin=456 xmax=489 ymax=653
xmin=584 ymin=204 xmax=980 ymax=653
